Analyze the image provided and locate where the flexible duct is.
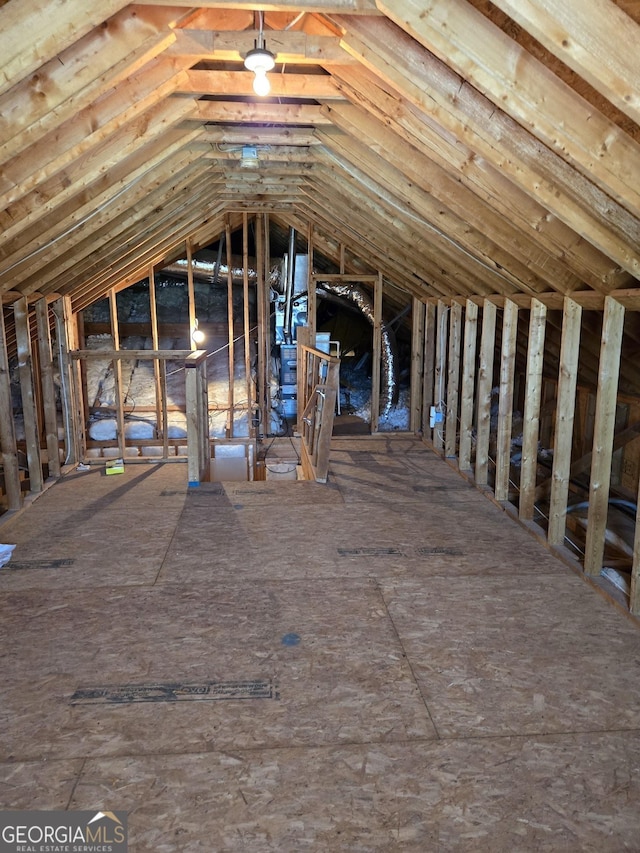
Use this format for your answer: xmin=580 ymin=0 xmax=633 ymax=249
xmin=317 ymin=282 xmax=398 ymax=416
xmin=161 ymin=260 xmax=399 ymax=415
xmin=162 ymin=258 xmax=281 ymax=288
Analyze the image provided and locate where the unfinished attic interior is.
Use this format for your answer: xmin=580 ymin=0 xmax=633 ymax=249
xmin=3 ymin=1 xmax=640 ymax=847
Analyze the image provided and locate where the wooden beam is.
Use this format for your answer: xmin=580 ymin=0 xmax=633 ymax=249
xmin=631 ymin=478 xmax=640 ymax=615
xmin=136 ymin=0 xmax=379 ymax=9
xmin=475 ymin=301 xmax=497 ymax=487
xmin=329 ymin=63 xmax=622 ymax=294
xmin=445 ymin=301 xmax=462 ymax=458
xmin=375 ymin=0 xmax=640 ymax=219
xmin=433 ymin=300 xmax=448 ymax=454
xmin=197 ymin=100 xmax=333 ymax=125
xmin=0 ymin=100 xmax=198 ymax=253
xmin=308 ymin=157 xmax=477 ymax=299
xmin=0 ymin=305 xmax=21 ymax=509
xmin=2 ymin=292 xmax=62 ymax=305
xmin=46 ymin=168 xmax=219 ymax=310
xmin=495 ymin=300 xmax=518 ymax=501
xmin=182 ymin=69 xmax=343 ymax=99
xmin=3 ymin=146 xmax=206 ymax=292
xmin=410 ymin=298 xmax=425 ymax=434
xmin=0 ymin=7 xmax=183 ymax=164
xmin=422 ymin=301 xmax=436 ymax=441
xmin=225 ymin=216 xmax=235 ymax=438
xmin=72 ymin=350 xmax=194 ymax=361
xmin=0 ymin=58 xmax=192 ymax=213
xmin=149 ymin=266 xmax=169 ymax=460
xmin=108 ymin=290 xmax=126 ymax=462
xmin=490 ymin=0 xmax=640 ymax=127
xmin=185 ymin=350 xmax=209 ymax=487
xmin=0 ymin=0 xmax=129 ymax=97
xmin=52 ymin=297 xmax=80 ymax=466
xmin=547 ymin=299 xmax=583 ymax=545
xmin=338 ymin=15 xmax=640 ymax=279
xmin=170 ymin=29 xmax=352 ymax=64
xmin=242 ymin=213 xmax=252 ymax=436
xmin=256 ymin=215 xmax=268 ymax=435
xmin=584 ymin=297 xmax=625 ymax=576
xmin=13 ymin=298 xmax=43 ymax=493
xmin=203 ymin=126 xmax=322 ymax=148
xmin=307 ymin=221 xmax=317 ymax=341
xmin=186 ymin=239 xmax=197 ymax=351
xmin=519 ymin=299 xmax=547 ymax=521
xmin=458 ymin=300 xmax=478 ymax=472
xmin=35 ymin=298 xmax=61 ymax=478
xmin=318 ymin=106 xmax=541 ymax=296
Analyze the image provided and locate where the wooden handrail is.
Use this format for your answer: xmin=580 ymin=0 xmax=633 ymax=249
xmin=297 ymin=335 xmax=340 ymax=483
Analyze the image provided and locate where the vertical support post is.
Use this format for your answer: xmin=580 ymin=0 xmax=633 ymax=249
xmin=631 ymin=475 xmax=640 ymax=615
xmin=370 ymin=272 xmax=382 ymax=434
xmin=519 ymin=299 xmax=547 ymax=521
xmin=433 ymin=300 xmax=448 ymax=454
xmin=445 ymin=301 xmax=462 ymax=458
xmin=458 ymin=299 xmax=478 ymax=472
xmin=35 ymin=298 xmax=61 ymax=478
xmin=548 ymin=298 xmax=582 ymax=546
xmin=149 ymin=265 xmax=168 ymax=459
xmin=185 ymin=351 xmax=209 ymax=486
xmin=0 ymin=302 xmax=22 ymax=509
xmin=584 ymin=296 xmax=625 ymax=576
xmin=422 ymin=301 xmax=436 ymax=442
xmin=307 ymin=221 xmax=316 ymax=340
xmin=76 ymin=309 xmax=90 ymax=435
xmin=225 ymin=217 xmax=235 ymax=438
xmin=14 ymin=297 xmax=43 ymax=493
xmin=186 ymin=238 xmax=197 ymax=351
xmin=410 ymin=297 xmax=425 ymax=435
xmin=256 ymin=214 xmax=268 ymax=437
xmin=296 ymin=325 xmax=312 ymax=436
xmin=52 ymin=296 xmax=80 ymax=466
xmin=475 ymin=300 xmax=497 ymax=486
xmin=108 ymin=290 xmax=126 ymax=461
xmin=495 ymin=299 xmax=518 ymax=502
xmin=242 ymin=213 xmax=252 ymax=435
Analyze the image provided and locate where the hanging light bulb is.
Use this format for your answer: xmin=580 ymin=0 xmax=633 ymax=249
xmin=252 ymin=66 xmax=272 ymax=96
xmin=192 ymin=318 xmax=205 ymax=346
xmin=244 ymin=11 xmax=275 ymax=97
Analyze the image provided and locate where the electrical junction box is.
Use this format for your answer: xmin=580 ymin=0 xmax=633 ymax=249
xmin=429 ymin=407 xmax=444 ymax=428
xmin=105 ymin=457 xmax=125 ymax=475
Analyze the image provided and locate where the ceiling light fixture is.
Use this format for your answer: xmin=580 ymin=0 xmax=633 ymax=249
xmin=244 ymin=11 xmax=275 ymax=96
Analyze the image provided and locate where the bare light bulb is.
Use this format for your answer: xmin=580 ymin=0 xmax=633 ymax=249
xmin=192 ymin=328 xmax=205 ymax=345
xmin=244 ymin=44 xmax=275 ymax=97
xmin=252 ymin=69 xmax=271 ymax=96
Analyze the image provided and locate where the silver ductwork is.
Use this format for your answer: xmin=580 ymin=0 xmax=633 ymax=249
xmin=161 ymin=258 xmax=281 ymax=288
xmin=159 ymin=258 xmax=398 ymax=416
xmin=317 ymin=282 xmax=398 ymax=416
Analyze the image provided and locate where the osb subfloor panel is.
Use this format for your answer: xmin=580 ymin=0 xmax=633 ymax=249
xmin=2 ymin=438 xmax=640 ymax=852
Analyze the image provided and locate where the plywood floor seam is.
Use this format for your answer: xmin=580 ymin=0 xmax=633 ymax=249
xmin=2 ymin=437 xmax=640 ymax=851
